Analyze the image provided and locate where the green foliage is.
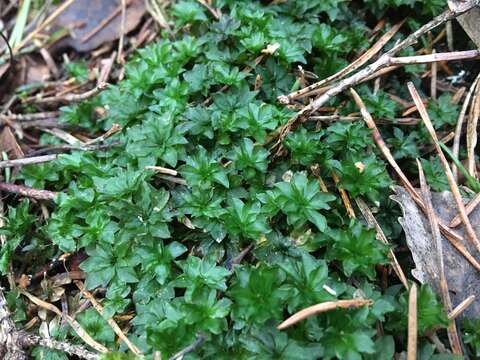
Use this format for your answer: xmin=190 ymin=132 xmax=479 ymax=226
xmin=387 ymin=284 xmax=449 ymax=335
xmin=0 ymin=200 xmax=35 ymax=274
xmin=427 ymin=94 xmax=460 ymax=129
xmin=464 ymin=318 xmax=480 ymax=357
xmin=338 ymin=155 xmax=392 ymax=202
xmin=65 ymin=60 xmax=89 ymax=81
xmin=7 ymin=0 xmax=468 ymax=358
xmin=259 ymin=173 xmax=336 ymax=231
xmin=326 ymin=220 xmax=389 ymax=279
xmin=76 ymin=308 xmax=116 ymax=346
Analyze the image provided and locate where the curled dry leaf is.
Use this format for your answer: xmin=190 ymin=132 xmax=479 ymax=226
xmin=448 ymin=0 xmax=480 ymax=48
xmin=392 ymin=186 xmax=480 ymax=319
xmin=51 ymin=0 xmax=145 ymax=52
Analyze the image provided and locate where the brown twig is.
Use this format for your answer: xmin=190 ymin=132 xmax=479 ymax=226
xmin=0 ymin=182 xmax=57 ymax=200
xmin=417 ymin=159 xmax=462 ymax=355
xmin=448 ymin=295 xmax=476 ymax=320
xmin=407 ymin=283 xmax=418 ymax=360
xmin=31 ymin=82 xmax=108 ymax=104
xmin=19 ymin=334 xmax=98 ymax=360
xmin=408 ymin=82 xmax=480 ymax=255
xmin=0 ymin=111 xmax=60 ymax=121
xmin=278 ymin=19 xmax=406 ymax=104
xmin=277 ymin=299 xmax=373 ymax=330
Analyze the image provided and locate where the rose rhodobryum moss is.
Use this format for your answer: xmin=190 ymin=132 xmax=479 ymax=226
xmin=2 ymin=0 xmax=470 ymax=359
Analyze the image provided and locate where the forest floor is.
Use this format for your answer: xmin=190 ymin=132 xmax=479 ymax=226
xmin=0 ymin=1 xmax=480 ymax=359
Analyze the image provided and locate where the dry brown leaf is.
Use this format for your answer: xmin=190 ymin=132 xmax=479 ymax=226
xmin=448 ymin=0 xmax=480 ymax=48
xmin=392 ymin=186 xmax=480 ymax=319
xmin=51 ymin=0 xmax=145 ymax=52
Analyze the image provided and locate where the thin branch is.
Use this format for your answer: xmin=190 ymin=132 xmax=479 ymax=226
xmin=19 ymin=334 xmax=98 ymax=360
xmin=32 ymin=82 xmax=108 ymax=104
xmin=448 ymin=295 xmax=476 ymax=320
xmin=0 ymin=182 xmax=58 ymax=200
xmin=0 ymin=155 xmax=58 ymax=169
xmin=0 ymin=111 xmax=59 ymax=121
xmin=278 ymin=19 xmax=406 ymax=104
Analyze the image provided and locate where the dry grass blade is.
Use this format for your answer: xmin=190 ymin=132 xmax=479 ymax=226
xmin=407 ymin=82 xmax=480 ymax=255
xmin=331 ymin=172 xmax=355 ymax=218
xmin=19 ymin=290 xmax=108 ymax=353
xmin=417 ymin=159 xmax=462 ymax=355
xmin=14 ymin=0 xmax=75 ymax=53
xmin=466 ymin=78 xmax=480 ymax=177
xmin=389 ymin=49 xmax=480 ymax=65
xmin=278 ymin=19 xmax=405 ymax=104
xmin=449 ymin=193 xmax=480 ymax=227
xmin=431 ymin=49 xmax=437 ymax=99
xmin=448 ymin=295 xmax=476 ymax=320
xmin=277 ymin=299 xmax=373 ymax=330
xmin=355 ymin=197 xmax=409 ymax=289
xmin=453 ymin=73 xmax=480 ymax=181
xmin=407 ymin=283 xmax=418 ymax=360
xmin=117 ymin=0 xmax=127 ymax=64
xmin=75 ymin=281 xmax=142 ymax=356
xmin=145 ymin=165 xmax=178 ymax=176
xmin=351 ymin=88 xmax=480 ymax=272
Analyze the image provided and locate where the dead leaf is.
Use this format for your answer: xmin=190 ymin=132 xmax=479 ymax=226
xmin=51 ymin=0 xmax=145 ymax=52
xmin=448 ymin=0 xmax=480 ymax=48
xmin=0 ymin=127 xmax=24 ymax=159
xmin=392 ymin=186 xmax=480 ymax=319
